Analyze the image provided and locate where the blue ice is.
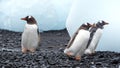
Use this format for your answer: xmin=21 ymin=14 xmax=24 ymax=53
xmin=0 ymin=0 xmax=120 ymax=52
xmin=0 ymin=0 xmax=73 ymax=32
xmin=66 ymin=0 xmax=120 ymax=52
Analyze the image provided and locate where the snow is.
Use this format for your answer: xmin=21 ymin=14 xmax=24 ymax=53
xmin=0 ymin=0 xmax=73 ymax=32
xmin=66 ymin=0 xmax=120 ymax=52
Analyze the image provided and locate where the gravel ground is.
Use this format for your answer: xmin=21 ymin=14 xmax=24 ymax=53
xmin=0 ymin=29 xmax=120 ymax=68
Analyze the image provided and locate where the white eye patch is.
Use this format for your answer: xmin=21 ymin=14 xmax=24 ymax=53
xmin=84 ymin=23 xmax=87 ymax=25
xmin=28 ymin=16 xmax=32 ymax=19
xmin=99 ymin=20 xmax=102 ymax=23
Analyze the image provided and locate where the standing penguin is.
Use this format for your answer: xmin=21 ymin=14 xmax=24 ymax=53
xmin=64 ymin=23 xmax=92 ymax=60
xmin=21 ymin=16 xmax=40 ymax=53
xmin=85 ymin=21 xmax=109 ymax=55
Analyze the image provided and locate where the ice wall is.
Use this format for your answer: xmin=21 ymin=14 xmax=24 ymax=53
xmin=66 ymin=0 xmax=120 ymax=52
xmin=0 ymin=0 xmax=73 ymax=32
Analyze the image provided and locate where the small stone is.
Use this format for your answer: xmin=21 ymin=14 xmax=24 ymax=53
xmin=110 ymin=58 xmax=120 ymax=64
xmin=91 ymin=62 xmax=94 ymax=64
xmin=95 ymin=62 xmax=102 ymax=65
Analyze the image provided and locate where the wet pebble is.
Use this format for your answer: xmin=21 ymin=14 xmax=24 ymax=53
xmin=111 ymin=57 xmax=120 ymax=64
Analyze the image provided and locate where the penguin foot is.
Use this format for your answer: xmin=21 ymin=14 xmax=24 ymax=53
xmin=90 ymin=51 xmax=96 ymax=55
xmin=29 ymin=48 xmax=35 ymax=53
xmin=85 ymin=49 xmax=92 ymax=55
xmin=66 ymin=52 xmax=73 ymax=57
xmin=75 ymin=56 xmax=81 ymax=61
xmin=22 ymin=48 xmax=27 ymax=53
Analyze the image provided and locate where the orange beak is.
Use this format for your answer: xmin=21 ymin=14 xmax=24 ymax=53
xmin=92 ymin=23 xmax=96 ymax=27
xmin=21 ymin=18 xmax=26 ymax=20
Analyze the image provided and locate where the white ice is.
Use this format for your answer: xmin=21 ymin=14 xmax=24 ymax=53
xmin=0 ymin=0 xmax=73 ymax=32
xmin=66 ymin=0 xmax=120 ymax=52
xmin=0 ymin=0 xmax=120 ymax=52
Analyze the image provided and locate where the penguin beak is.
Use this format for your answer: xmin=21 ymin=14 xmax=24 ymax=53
xmin=21 ymin=18 xmax=26 ymax=20
xmin=102 ymin=21 xmax=109 ymax=25
xmin=105 ymin=22 xmax=109 ymax=25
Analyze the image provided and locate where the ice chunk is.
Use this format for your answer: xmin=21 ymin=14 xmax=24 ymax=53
xmin=66 ymin=0 xmax=120 ymax=52
xmin=0 ymin=0 xmax=73 ymax=32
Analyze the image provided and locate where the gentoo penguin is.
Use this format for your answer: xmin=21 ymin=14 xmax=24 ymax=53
xmin=21 ymin=15 xmax=40 ymax=53
xmin=64 ymin=23 xmax=92 ymax=60
xmin=85 ymin=21 xmax=109 ymax=55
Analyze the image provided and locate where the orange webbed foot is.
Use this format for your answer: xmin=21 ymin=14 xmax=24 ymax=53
xmin=29 ymin=48 xmax=36 ymax=53
xmin=75 ymin=56 xmax=81 ymax=61
xmin=66 ymin=52 xmax=73 ymax=57
xmin=22 ymin=47 xmax=27 ymax=53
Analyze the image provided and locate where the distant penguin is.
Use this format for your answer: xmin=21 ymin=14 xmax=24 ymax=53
xmin=21 ymin=15 xmax=40 ymax=53
xmin=64 ymin=23 xmax=92 ymax=60
xmin=85 ymin=21 xmax=109 ymax=55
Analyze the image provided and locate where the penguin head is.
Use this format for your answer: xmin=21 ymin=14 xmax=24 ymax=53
xmin=80 ymin=24 xmax=87 ymax=29
xmin=96 ymin=20 xmax=109 ymax=29
xmin=87 ymin=23 xmax=93 ymax=29
xmin=80 ymin=23 xmax=92 ymax=30
xmin=21 ymin=15 xmax=37 ymax=24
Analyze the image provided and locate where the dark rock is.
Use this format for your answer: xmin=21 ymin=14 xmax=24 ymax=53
xmin=111 ymin=57 xmax=120 ymax=64
xmin=56 ymin=33 xmax=62 ymax=36
xmin=95 ymin=62 xmax=102 ymax=65
xmin=0 ymin=29 xmax=120 ymax=68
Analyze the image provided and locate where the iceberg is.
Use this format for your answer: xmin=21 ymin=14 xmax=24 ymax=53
xmin=66 ymin=0 xmax=120 ymax=52
xmin=0 ymin=0 xmax=73 ymax=32
xmin=0 ymin=0 xmax=120 ymax=52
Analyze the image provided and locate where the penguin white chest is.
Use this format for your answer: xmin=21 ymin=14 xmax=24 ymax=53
xmin=68 ymin=30 xmax=90 ymax=56
xmin=21 ymin=24 xmax=39 ymax=49
xmin=92 ymin=28 xmax=103 ymax=46
xmin=85 ymin=28 xmax=103 ymax=54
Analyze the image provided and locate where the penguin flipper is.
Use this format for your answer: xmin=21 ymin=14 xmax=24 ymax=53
xmin=66 ymin=27 xmax=80 ymax=48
